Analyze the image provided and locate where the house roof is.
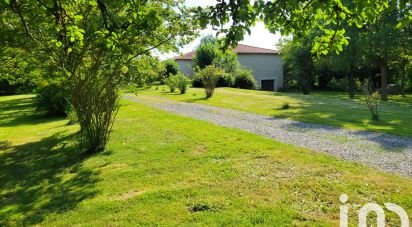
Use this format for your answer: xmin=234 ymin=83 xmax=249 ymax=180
xmin=173 ymin=44 xmax=279 ymax=60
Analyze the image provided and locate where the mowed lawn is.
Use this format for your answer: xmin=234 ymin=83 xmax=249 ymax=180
xmin=1 ymin=95 xmax=411 ymax=226
xmin=138 ymin=86 xmax=412 ymax=137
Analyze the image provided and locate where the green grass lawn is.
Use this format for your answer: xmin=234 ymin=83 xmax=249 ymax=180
xmin=1 ymin=95 xmax=411 ymax=226
xmin=138 ymin=86 xmax=412 ymax=137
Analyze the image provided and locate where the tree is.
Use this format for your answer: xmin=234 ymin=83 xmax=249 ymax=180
xmin=193 ymin=35 xmax=239 ymax=73
xmin=196 ymin=0 xmax=398 ymax=55
xmin=162 ymin=60 xmax=180 ymax=81
xmin=365 ymin=5 xmax=411 ymax=101
xmin=193 ymin=36 xmax=220 ymax=69
xmin=126 ymin=55 xmax=165 ymax=87
xmin=1 ymin=0 xmax=196 ymax=152
xmin=195 ymin=65 xmax=225 ymax=98
xmin=279 ymin=37 xmax=315 ymax=94
xmin=165 ymin=75 xmax=178 ymax=92
xmin=275 ymin=1 xmax=411 ymax=98
xmin=0 ymin=45 xmax=42 ymax=94
xmin=327 ymin=25 xmax=367 ymax=99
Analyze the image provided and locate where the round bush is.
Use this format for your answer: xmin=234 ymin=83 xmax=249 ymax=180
xmin=216 ymin=73 xmax=235 ymax=87
xmin=35 ymin=84 xmax=69 ymax=116
xmin=192 ymin=77 xmax=203 ymax=88
xmin=234 ymin=69 xmax=257 ymax=89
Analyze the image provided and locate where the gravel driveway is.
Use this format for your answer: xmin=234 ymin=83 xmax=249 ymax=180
xmin=125 ymin=95 xmax=412 ymax=177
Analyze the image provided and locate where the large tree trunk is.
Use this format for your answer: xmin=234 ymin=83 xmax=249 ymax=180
xmin=348 ymin=65 xmax=355 ymax=99
xmin=378 ymin=59 xmax=388 ymax=101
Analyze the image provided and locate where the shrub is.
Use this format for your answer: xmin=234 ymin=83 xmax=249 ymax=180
xmin=233 ymin=69 xmax=257 ymax=89
xmin=362 ymin=81 xmax=380 ymax=121
xmin=0 ymin=79 xmax=35 ymax=95
xmin=127 ymin=56 xmax=165 ymax=87
xmin=35 ymin=84 xmax=69 ymax=116
xmin=192 ymin=77 xmax=203 ymax=88
xmin=195 ymin=65 xmax=225 ymax=98
xmin=165 ymin=75 xmax=179 ymax=92
xmin=175 ymin=74 xmax=190 ymax=94
xmin=66 ymin=104 xmax=78 ymax=125
xmin=69 ymin=78 xmax=120 ymax=153
xmin=217 ymin=73 xmax=235 ymax=87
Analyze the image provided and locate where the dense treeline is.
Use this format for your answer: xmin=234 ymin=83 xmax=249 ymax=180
xmin=279 ymin=3 xmax=412 ymax=99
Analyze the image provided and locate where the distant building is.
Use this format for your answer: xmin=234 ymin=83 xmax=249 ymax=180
xmin=173 ymin=44 xmax=283 ymax=91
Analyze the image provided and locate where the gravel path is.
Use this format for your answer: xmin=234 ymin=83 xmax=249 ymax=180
xmin=125 ymin=95 xmax=412 ymax=177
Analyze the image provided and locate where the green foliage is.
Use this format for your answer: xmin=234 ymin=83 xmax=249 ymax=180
xmin=2 ymin=0 xmax=197 ymax=152
xmin=0 ymin=46 xmax=42 ymax=94
xmin=279 ymin=38 xmax=315 ymax=95
xmin=362 ymin=81 xmax=380 ymax=121
xmin=127 ymin=56 xmax=165 ymax=87
xmin=277 ymin=4 xmax=411 ymax=100
xmin=175 ymin=74 xmax=191 ymax=94
xmin=192 ymin=77 xmax=204 ymax=88
xmin=328 ymin=78 xmax=348 ymax=91
xmin=195 ymin=0 xmax=402 ymax=55
xmin=66 ymin=104 xmax=79 ymax=125
xmin=0 ymin=79 xmax=34 ymax=95
xmin=233 ymin=68 xmax=257 ymax=90
xmin=165 ymin=73 xmax=189 ymax=94
xmin=71 ymin=79 xmax=120 ymax=153
xmin=165 ymin=75 xmax=179 ymax=93
xmin=193 ymin=36 xmax=219 ymax=69
xmin=193 ymin=35 xmax=239 ymax=74
xmin=195 ymin=65 xmax=225 ymax=98
xmin=35 ymin=84 xmax=69 ymax=116
xmin=217 ymin=73 xmax=235 ymax=87
xmin=162 ymin=60 xmax=180 ymax=81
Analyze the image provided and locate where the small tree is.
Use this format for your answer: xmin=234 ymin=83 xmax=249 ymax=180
xmin=193 ymin=35 xmax=239 ymax=72
xmin=3 ymin=0 xmax=196 ymax=153
xmin=165 ymin=76 xmax=179 ymax=92
xmin=195 ymin=65 xmax=224 ymax=98
xmin=176 ymin=73 xmax=190 ymax=94
xmin=362 ymin=80 xmax=380 ymax=121
xmin=127 ymin=56 xmax=165 ymax=87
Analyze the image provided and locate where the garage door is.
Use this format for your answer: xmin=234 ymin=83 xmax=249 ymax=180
xmin=261 ymin=80 xmax=275 ymax=91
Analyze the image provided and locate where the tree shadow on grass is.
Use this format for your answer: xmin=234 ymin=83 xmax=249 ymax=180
xmin=0 ymin=132 xmax=100 ymax=225
xmin=0 ymin=96 xmax=67 ymax=128
xmin=184 ymin=96 xmax=209 ymax=103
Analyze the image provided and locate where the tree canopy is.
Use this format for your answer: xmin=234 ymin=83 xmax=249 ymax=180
xmin=193 ymin=35 xmax=239 ymax=73
xmin=196 ymin=0 xmax=411 ymax=55
xmin=0 ymin=0 xmax=197 ymax=152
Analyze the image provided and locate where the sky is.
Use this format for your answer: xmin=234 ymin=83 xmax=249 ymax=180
xmin=158 ymin=0 xmax=282 ymax=59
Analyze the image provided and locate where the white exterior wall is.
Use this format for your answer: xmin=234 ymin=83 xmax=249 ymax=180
xmin=238 ymin=54 xmax=283 ymax=91
xmin=176 ymin=60 xmax=194 ymax=77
